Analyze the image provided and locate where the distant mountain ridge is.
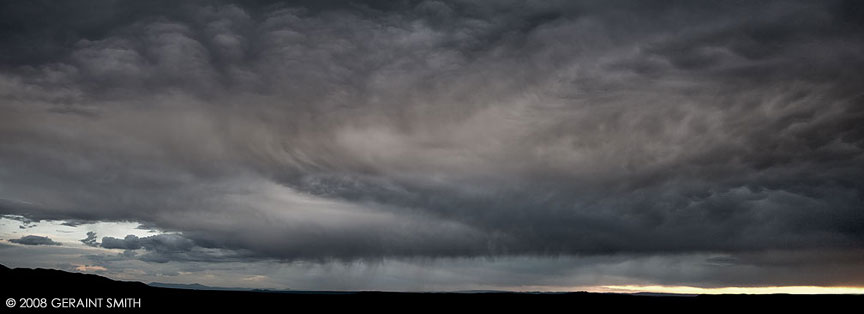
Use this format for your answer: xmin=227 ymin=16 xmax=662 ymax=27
xmin=148 ymin=282 xmax=261 ymax=291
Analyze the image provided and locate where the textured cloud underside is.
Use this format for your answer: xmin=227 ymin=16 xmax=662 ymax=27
xmin=0 ymin=0 xmax=862 ymax=273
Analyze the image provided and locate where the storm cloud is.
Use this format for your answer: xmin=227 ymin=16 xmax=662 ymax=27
xmin=8 ymin=235 xmax=60 ymax=246
xmin=98 ymin=233 xmax=243 ymax=263
xmin=1 ymin=0 xmax=863 ymax=288
xmin=80 ymin=231 xmax=99 ymax=247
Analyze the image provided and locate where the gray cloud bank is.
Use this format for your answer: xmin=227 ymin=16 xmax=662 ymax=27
xmin=8 ymin=235 xmax=60 ymax=246
xmin=97 ymin=233 xmax=245 ymax=263
xmin=1 ymin=0 xmax=863 ymax=285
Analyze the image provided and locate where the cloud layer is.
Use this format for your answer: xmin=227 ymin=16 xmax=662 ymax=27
xmin=8 ymin=235 xmax=60 ymax=246
xmin=1 ymin=0 xmax=863 ymax=286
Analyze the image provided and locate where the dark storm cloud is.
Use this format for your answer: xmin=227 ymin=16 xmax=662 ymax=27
xmin=8 ymin=235 xmax=61 ymax=246
xmin=80 ymin=231 xmax=99 ymax=247
xmin=99 ymin=234 xmax=249 ymax=263
xmin=100 ymin=235 xmax=143 ymax=250
xmin=0 ymin=0 xmax=863 ymax=285
xmin=101 ymin=234 xmax=197 ymax=252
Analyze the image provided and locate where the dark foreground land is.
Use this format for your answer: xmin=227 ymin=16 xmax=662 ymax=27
xmin=1 ymin=264 xmax=862 ymax=312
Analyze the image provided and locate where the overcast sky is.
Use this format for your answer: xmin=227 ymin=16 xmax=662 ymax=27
xmin=1 ymin=0 xmax=863 ymax=291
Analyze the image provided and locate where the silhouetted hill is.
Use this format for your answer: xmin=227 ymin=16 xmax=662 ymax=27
xmin=1 ymin=264 xmax=862 ymax=312
xmin=1 ymin=264 xmax=151 ymax=296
